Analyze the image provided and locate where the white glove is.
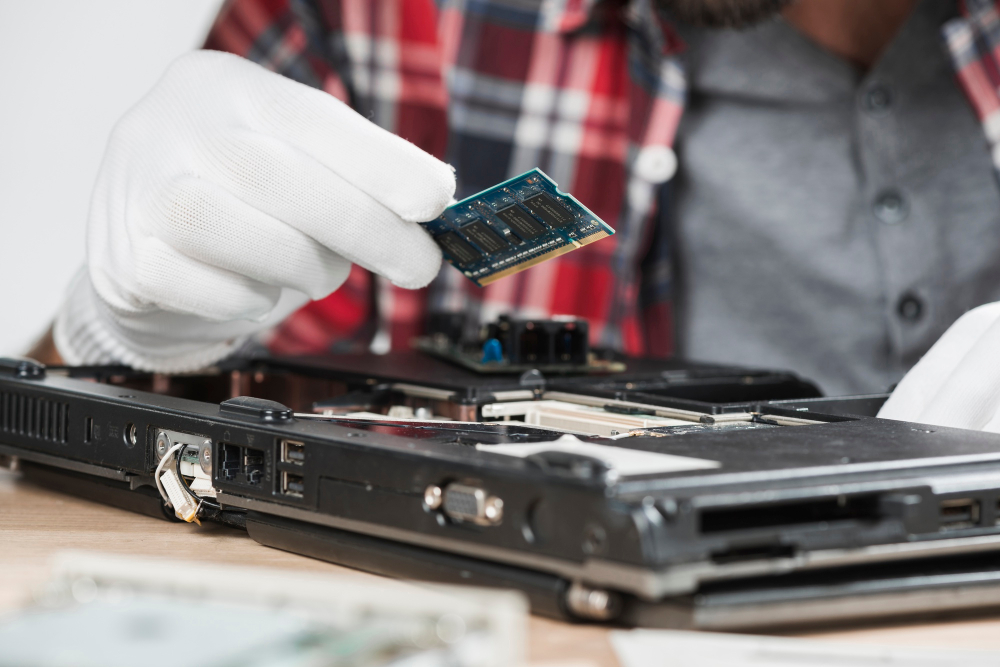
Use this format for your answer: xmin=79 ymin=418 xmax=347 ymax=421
xmin=878 ymin=302 xmax=1000 ymax=431
xmin=54 ymin=50 xmax=454 ymax=372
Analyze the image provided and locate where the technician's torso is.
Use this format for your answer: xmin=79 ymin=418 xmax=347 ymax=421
xmin=672 ymin=0 xmax=1000 ymax=396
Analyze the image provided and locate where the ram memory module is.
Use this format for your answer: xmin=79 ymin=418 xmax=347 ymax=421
xmin=421 ymin=169 xmax=615 ymax=287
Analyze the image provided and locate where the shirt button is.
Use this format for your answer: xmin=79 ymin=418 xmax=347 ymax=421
xmin=863 ymin=83 xmax=893 ymax=114
xmin=634 ymin=145 xmax=678 ymax=184
xmin=897 ymin=293 xmax=924 ymax=322
xmin=873 ymin=190 xmax=907 ymax=224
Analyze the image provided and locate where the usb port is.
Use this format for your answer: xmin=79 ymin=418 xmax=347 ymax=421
xmin=281 ymin=440 xmax=305 ymax=465
xmin=940 ymin=498 xmax=980 ymax=530
xmin=281 ymin=471 xmax=304 ymax=497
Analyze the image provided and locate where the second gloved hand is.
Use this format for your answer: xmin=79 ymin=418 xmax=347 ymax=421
xmin=878 ymin=301 xmax=1000 ymax=431
xmin=55 ymin=50 xmax=455 ymax=371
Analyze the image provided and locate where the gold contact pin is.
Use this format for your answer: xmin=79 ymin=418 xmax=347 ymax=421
xmin=477 ymin=231 xmax=610 ymax=285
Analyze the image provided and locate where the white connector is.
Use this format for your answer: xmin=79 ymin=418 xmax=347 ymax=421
xmin=188 ymin=476 xmax=216 ymax=498
xmin=160 ymin=468 xmax=200 ymax=524
xmin=154 ymin=441 xmax=201 ymax=524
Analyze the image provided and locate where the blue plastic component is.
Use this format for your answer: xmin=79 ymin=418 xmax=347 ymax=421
xmin=481 ymin=338 xmax=504 ymax=364
xmin=420 ymin=169 xmax=615 ymax=287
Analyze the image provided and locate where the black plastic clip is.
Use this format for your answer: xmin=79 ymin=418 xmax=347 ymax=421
xmin=0 ymin=357 xmax=46 ymax=379
xmin=220 ymin=396 xmax=293 ymax=422
xmin=526 ymin=450 xmax=612 ymax=482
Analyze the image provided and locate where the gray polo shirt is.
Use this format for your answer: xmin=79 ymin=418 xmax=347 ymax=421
xmin=671 ymin=0 xmax=1000 ymax=396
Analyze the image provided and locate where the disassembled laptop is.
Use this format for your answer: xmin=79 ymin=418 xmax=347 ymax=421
xmin=6 ymin=315 xmax=1000 ymax=631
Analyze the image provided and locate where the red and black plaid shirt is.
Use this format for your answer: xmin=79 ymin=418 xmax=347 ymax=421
xmin=203 ymin=0 xmax=1000 ymax=358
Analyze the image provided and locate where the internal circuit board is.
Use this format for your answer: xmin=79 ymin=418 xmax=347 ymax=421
xmin=421 ymin=169 xmax=615 ymax=287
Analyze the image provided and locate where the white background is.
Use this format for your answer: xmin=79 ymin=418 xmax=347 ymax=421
xmin=0 ymin=1 xmax=223 ymax=356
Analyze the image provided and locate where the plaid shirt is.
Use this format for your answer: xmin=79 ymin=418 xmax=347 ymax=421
xmin=203 ymin=0 xmax=1000 ymax=358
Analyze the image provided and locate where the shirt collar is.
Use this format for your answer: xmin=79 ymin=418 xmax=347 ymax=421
xmin=543 ymin=0 xmax=684 ymax=55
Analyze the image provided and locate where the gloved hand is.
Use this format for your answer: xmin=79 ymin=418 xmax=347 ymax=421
xmin=878 ymin=302 xmax=1000 ymax=431
xmin=54 ymin=50 xmax=454 ymax=372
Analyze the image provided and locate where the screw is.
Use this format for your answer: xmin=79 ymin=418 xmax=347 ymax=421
xmin=565 ymin=582 xmax=621 ymax=621
xmin=424 ymin=485 xmax=444 ymax=510
xmin=155 ymin=432 xmax=171 ymax=461
xmin=484 ymin=496 xmax=504 ymax=524
xmin=199 ymin=439 xmax=212 ymax=474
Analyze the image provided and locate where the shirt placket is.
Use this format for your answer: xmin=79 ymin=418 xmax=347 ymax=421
xmin=856 ymin=68 xmax=942 ymax=382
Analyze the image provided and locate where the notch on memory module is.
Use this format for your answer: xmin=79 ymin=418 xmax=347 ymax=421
xmin=420 ymin=169 xmax=615 ymax=287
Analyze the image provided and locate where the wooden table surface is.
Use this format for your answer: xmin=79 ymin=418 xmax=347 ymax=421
xmin=5 ymin=467 xmax=1000 ymax=664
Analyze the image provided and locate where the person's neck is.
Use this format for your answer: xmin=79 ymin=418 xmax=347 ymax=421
xmin=782 ymin=0 xmax=921 ymax=70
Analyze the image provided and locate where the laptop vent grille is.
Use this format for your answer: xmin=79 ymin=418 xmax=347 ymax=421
xmin=0 ymin=392 xmax=69 ymax=443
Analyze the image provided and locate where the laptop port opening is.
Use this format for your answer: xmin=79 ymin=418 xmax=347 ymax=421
xmin=244 ymin=448 xmax=265 ymax=484
xmin=699 ymin=495 xmax=882 ymax=534
xmin=281 ymin=471 xmax=304 ymax=497
xmin=281 ymin=439 xmax=305 ymax=465
xmin=710 ymin=543 xmax=797 ymax=564
xmin=940 ymin=498 xmax=980 ymax=530
xmin=220 ymin=444 xmax=241 ymax=481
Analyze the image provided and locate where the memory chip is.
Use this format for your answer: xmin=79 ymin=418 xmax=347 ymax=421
xmin=462 ymin=220 xmax=509 ymax=253
xmin=495 ymin=205 xmax=546 ymax=240
xmin=522 ymin=192 xmax=574 ymax=227
xmin=436 ymin=231 xmax=482 ymax=267
xmin=420 ymin=168 xmax=615 ymax=286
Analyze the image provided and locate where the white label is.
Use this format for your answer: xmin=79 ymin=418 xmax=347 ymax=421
xmin=475 ymin=435 xmax=719 ymax=476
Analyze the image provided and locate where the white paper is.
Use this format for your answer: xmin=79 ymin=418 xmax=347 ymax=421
xmin=610 ymin=629 xmax=1000 ymax=667
xmin=475 ymin=435 xmax=719 ymax=476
